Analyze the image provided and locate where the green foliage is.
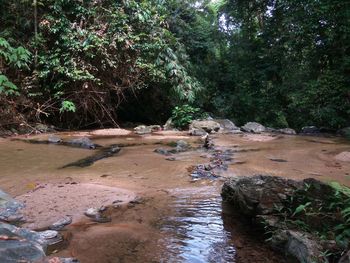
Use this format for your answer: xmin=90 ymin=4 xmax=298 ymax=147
xmin=60 ymin=100 xmax=76 ymax=113
xmin=171 ymin=104 xmax=204 ymax=129
xmin=274 ymin=182 xmax=350 ymax=255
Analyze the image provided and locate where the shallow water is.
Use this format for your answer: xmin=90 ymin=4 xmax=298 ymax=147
xmin=0 ymin=131 xmax=349 ymax=262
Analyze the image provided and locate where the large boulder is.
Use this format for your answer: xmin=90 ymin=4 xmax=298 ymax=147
xmin=241 ymin=122 xmax=266 ymax=133
xmin=0 ymin=223 xmax=46 ymax=262
xmin=214 ymin=119 xmax=242 ymax=133
xmin=222 ymin=175 xmax=301 ymax=216
xmin=221 ymin=176 xmax=339 ymax=263
xmin=189 ymin=120 xmax=221 ymax=134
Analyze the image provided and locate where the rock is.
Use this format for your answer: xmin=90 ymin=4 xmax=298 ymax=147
xmin=0 ymin=222 xmax=46 ymax=262
xmin=285 ymin=231 xmax=324 ymax=263
xmin=339 ymin=250 xmax=350 ymax=263
xmin=49 ymin=216 xmax=72 ymax=230
xmin=301 ymin=126 xmax=320 ymax=134
xmin=214 ymin=119 xmax=242 ymax=133
xmin=241 ymin=122 xmax=266 ymax=133
xmin=134 ymin=124 xmax=161 ymax=134
xmin=338 ymin=127 xmax=350 ymax=138
xmin=278 ymin=128 xmax=297 ymax=135
xmin=154 ymin=148 xmax=171 ymax=156
xmin=84 ymin=208 xmax=111 ymax=223
xmin=35 ymin=123 xmax=52 ymax=133
xmin=48 ymin=135 xmax=62 ymax=143
xmin=163 ymin=118 xmax=174 ymax=130
xmin=45 ymin=258 xmax=80 ymax=263
xmin=67 ymin=137 xmax=98 ymax=149
xmin=189 ymin=120 xmax=221 ymax=133
xmin=0 ymin=189 xmax=25 ymax=223
xmin=222 ymin=175 xmax=301 ymax=216
xmin=189 ymin=128 xmax=208 ymax=136
xmin=265 ymin=127 xmax=277 ymax=133
xmin=175 ymin=140 xmax=189 ymax=152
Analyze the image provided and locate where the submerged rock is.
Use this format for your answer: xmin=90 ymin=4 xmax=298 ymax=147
xmin=189 ymin=120 xmax=221 ymax=134
xmin=241 ymin=122 xmax=266 ymax=133
xmin=67 ymin=137 xmax=98 ymax=149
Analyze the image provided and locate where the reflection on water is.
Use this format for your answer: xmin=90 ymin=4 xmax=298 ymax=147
xmin=161 ymin=188 xmax=236 ymax=262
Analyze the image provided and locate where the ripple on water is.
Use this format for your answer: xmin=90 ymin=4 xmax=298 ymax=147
xmin=161 ymin=188 xmax=236 ymax=263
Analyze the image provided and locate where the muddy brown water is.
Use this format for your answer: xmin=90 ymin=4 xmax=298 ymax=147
xmin=0 ymin=131 xmax=349 ymax=262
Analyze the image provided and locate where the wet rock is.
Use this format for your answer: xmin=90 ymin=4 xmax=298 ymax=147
xmin=154 ymin=148 xmax=171 ymax=156
xmin=49 ymin=216 xmax=72 ymax=230
xmin=301 ymin=126 xmax=320 ymax=134
xmin=84 ymin=208 xmax=111 ymax=223
xmin=269 ymin=158 xmax=288 ymax=162
xmin=278 ymin=128 xmax=297 ymax=135
xmin=48 ymin=135 xmax=62 ymax=144
xmin=339 ymin=250 xmax=350 ymax=263
xmin=61 ymin=145 xmax=121 ymax=168
xmin=67 ymin=137 xmax=98 ymax=149
xmin=38 ymin=230 xmax=63 ymax=247
xmin=189 ymin=128 xmax=208 ymax=136
xmin=45 ymin=258 xmax=80 ymax=263
xmin=189 ymin=120 xmax=221 ymax=134
xmin=221 ymin=175 xmax=301 ymax=216
xmin=241 ymin=122 xmax=266 ymax=133
xmin=0 ymin=189 xmax=25 ymax=223
xmin=0 ymin=222 xmax=46 ymax=262
xmin=214 ymin=119 xmax=242 ymax=133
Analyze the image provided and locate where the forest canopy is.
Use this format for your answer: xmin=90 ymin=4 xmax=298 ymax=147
xmin=0 ymin=0 xmax=349 ymax=130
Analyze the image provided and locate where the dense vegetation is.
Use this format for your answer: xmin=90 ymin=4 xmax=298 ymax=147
xmin=0 ymin=0 xmax=349 ymax=131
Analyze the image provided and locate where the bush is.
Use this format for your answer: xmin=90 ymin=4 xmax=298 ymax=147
xmin=171 ymin=104 xmax=204 ymax=129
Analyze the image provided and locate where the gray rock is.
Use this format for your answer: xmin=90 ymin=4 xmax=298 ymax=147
xmin=278 ymin=128 xmax=297 ymax=135
xmin=48 ymin=135 xmax=62 ymax=143
xmin=163 ymin=118 xmax=174 ymax=130
xmin=84 ymin=208 xmax=99 ymax=218
xmin=189 ymin=128 xmax=208 ymax=136
xmin=301 ymin=126 xmax=320 ymax=134
xmin=49 ymin=216 xmax=72 ymax=230
xmin=189 ymin=120 xmax=221 ymax=133
xmin=134 ymin=125 xmax=161 ymax=135
xmin=44 ymin=257 xmax=80 ymax=263
xmin=0 ymin=222 xmax=46 ymax=262
xmin=339 ymin=250 xmax=350 ymax=263
xmin=175 ymin=140 xmax=189 ymax=152
xmin=0 ymin=189 xmax=25 ymax=223
xmin=214 ymin=119 xmax=242 ymax=133
xmin=67 ymin=137 xmax=97 ymax=149
xmin=222 ymin=175 xmax=301 ymax=216
xmin=241 ymin=122 xmax=266 ymax=133
xmin=285 ymin=230 xmax=324 ymax=263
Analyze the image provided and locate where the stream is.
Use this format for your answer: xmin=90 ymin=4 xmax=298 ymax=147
xmin=0 ymin=130 xmax=349 ymax=262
